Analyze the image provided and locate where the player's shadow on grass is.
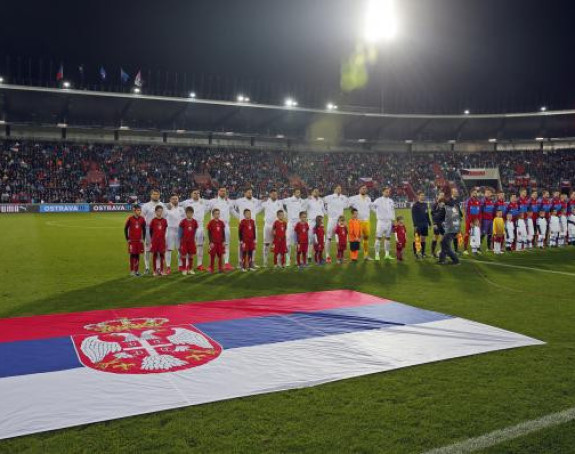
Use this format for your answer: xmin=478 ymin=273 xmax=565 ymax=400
xmin=2 ymin=258 xmax=522 ymax=319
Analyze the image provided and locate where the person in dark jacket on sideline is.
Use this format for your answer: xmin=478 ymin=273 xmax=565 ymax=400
xmin=411 ymin=191 xmax=432 ymax=258
xmin=431 ymin=191 xmax=446 ymax=258
xmin=438 ymin=188 xmax=461 ymax=265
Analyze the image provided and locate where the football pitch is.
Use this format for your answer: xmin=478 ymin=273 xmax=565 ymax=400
xmin=0 ymin=210 xmax=574 ymax=453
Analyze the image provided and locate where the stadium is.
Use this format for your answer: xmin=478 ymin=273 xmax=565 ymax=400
xmin=0 ymin=1 xmax=574 ymax=453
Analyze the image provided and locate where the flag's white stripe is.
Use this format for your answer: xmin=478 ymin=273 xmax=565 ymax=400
xmin=0 ymin=318 xmax=543 ymax=440
xmin=422 ymin=406 xmax=575 ymax=454
xmin=465 ymin=259 xmax=575 ymax=277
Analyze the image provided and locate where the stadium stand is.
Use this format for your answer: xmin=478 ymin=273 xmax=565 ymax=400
xmin=1 ymin=140 xmax=574 ymax=203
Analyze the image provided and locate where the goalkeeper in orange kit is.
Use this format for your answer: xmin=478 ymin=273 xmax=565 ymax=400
xmin=348 ymin=208 xmax=362 ymax=262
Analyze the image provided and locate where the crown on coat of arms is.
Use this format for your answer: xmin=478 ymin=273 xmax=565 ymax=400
xmin=84 ymin=317 xmax=169 ymax=333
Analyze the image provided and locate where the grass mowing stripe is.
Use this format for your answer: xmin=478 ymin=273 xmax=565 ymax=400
xmin=423 ymin=406 xmax=575 ymax=454
xmin=463 ymin=259 xmax=575 ymax=277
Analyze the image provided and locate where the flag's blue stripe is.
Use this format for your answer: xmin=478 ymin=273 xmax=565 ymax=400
xmin=0 ymin=337 xmax=82 ymax=378
xmin=0 ymin=302 xmax=451 ymax=378
xmin=196 ymin=302 xmax=451 ymax=349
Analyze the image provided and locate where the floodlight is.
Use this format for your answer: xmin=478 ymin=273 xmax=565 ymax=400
xmin=488 ymin=138 xmax=497 ymax=143
xmin=285 ymin=98 xmax=297 ymax=107
xmin=464 ymin=109 xmax=470 ymax=115
xmin=133 ymin=87 xmax=141 ymax=94
xmin=535 ymin=137 xmax=545 ymax=141
xmin=540 ymin=106 xmax=547 ymax=112
xmin=57 ymin=122 xmax=68 ymax=128
xmin=189 ymin=92 xmax=196 ymax=98
xmin=363 ymin=0 xmax=398 ymax=43
xmin=62 ymin=81 xmax=71 ymax=89
xmin=0 ymin=77 xmax=4 ymax=83
xmin=237 ymin=95 xmax=245 ymax=102
xmin=405 ymin=139 xmax=413 ymax=144
xmin=327 ymin=103 xmax=338 ymax=110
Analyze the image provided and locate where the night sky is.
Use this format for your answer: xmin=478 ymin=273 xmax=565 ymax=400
xmin=1 ymin=0 xmax=575 ymax=113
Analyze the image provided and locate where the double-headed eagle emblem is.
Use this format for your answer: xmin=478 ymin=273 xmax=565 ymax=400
xmin=74 ymin=318 xmax=222 ymax=374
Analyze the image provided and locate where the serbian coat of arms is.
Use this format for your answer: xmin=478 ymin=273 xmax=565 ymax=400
xmin=72 ymin=317 xmax=222 ymax=374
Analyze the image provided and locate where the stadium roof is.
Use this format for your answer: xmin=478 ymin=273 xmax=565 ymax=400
xmin=2 ymin=84 xmax=575 ymax=144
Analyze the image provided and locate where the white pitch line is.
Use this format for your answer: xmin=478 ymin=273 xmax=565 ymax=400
xmin=423 ymin=406 xmax=575 ymax=454
xmin=465 ymin=259 xmax=575 ymax=277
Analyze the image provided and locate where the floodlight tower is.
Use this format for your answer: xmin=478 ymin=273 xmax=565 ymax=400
xmin=363 ymin=0 xmax=399 ymax=114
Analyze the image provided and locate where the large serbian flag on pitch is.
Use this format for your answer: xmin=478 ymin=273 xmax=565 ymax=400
xmin=0 ymin=290 xmax=542 ymax=439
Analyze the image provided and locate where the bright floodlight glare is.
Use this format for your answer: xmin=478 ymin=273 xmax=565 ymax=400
xmin=285 ymin=98 xmax=297 ymax=107
xmin=245 ymin=97 xmax=250 ymax=102
xmin=464 ymin=109 xmax=470 ymax=115
xmin=540 ymin=106 xmax=547 ymax=112
xmin=237 ymin=95 xmax=245 ymax=102
xmin=133 ymin=87 xmax=141 ymax=94
xmin=189 ymin=92 xmax=196 ymax=98
xmin=62 ymin=81 xmax=71 ymax=88
xmin=0 ymin=77 xmax=4 ymax=83
xmin=364 ymin=0 xmax=398 ymax=43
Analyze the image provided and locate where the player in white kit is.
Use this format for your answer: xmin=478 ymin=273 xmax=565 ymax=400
xmin=233 ymin=188 xmax=262 ymax=268
xmin=568 ymin=209 xmax=575 ymax=246
xmin=261 ymin=189 xmax=285 ymax=267
xmin=526 ymin=209 xmax=535 ymax=249
xmin=181 ymin=189 xmax=209 ymax=271
xmin=306 ymin=188 xmax=326 ymax=260
xmin=140 ymin=189 xmax=166 ymax=274
xmin=536 ymin=211 xmax=547 ymax=248
xmin=164 ymin=195 xmax=186 ymax=273
xmin=323 ymin=185 xmax=348 ymax=263
xmin=470 ymin=219 xmax=482 ymax=254
xmin=371 ymin=187 xmax=396 ymax=260
xmin=515 ymin=212 xmax=527 ymax=251
xmin=548 ymin=210 xmax=560 ymax=247
xmin=208 ymin=187 xmax=235 ymax=270
xmin=283 ymin=188 xmax=307 ymax=267
xmin=348 ymin=185 xmax=372 ymax=260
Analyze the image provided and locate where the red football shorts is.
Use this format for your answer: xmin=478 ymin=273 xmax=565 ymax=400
xmin=210 ymin=242 xmax=225 ymax=255
xmin=297 ymin=243 xmax=309 ymax=254
xmin=128 ymin=241 xmax=144 ymax=255
xmin=241 ymin=241 xmax=255 ymax=252
xmin=273 ymin=239 xmax=287 ymax=254
xmin=179 ymin=239 xmax=197 ymax=255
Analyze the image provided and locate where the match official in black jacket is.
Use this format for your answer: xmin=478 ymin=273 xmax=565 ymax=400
xmin=431 ymin=191 xmax=446 ymax=258
xmin=411 ymin=191 xmax=431 ymax=258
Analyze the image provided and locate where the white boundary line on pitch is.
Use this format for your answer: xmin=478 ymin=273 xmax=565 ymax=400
xmin=423 ymin=406 xmax=575 ymax=454
xmin=465 ymin=259 xmax=575 ymax=277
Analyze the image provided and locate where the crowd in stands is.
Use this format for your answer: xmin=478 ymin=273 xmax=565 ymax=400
xmin=1 ymin=140 xmax=574 ymax=204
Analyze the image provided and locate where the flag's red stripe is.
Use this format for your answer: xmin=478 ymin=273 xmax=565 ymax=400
xmin=0 ymin=291 xmax=389 ymax=342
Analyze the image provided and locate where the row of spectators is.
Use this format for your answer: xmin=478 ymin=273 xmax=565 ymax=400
xmin=1 ymin=140 xmax=574 ymax=203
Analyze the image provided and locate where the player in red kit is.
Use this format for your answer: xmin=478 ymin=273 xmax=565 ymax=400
xmin=464 ymin=188 xmax=482 ymax=253
xmin=294 ymin=211 xmax=310 ymax=268
xmin=313 ymin=215 xmax=326 ymax=264
xmin=394 ymin=216 xmax=407 ymax=261
xmin=124 ymin=204 xmax=146 ymax=276
xmin=334 ymin=215 xmax=348 ymax=264
xmin=239 ymin=209 xmax=257 ymax=271
xmin=207 ymin=208 xmax=226 ymax=273
xmin=149 ymin=205 xmax=168 ymax=276
xmin=272 ymin=210 xmax=288 ymax=267
xmin=178 ymin=206 xmax=199 ymax=275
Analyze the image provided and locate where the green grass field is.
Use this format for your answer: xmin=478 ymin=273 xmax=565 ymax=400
xmin=0 ymin=210 xmax=574 ymax=453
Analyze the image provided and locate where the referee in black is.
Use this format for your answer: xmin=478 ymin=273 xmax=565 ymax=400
xmin=411 ymin=191 xmax=432 ymax=258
